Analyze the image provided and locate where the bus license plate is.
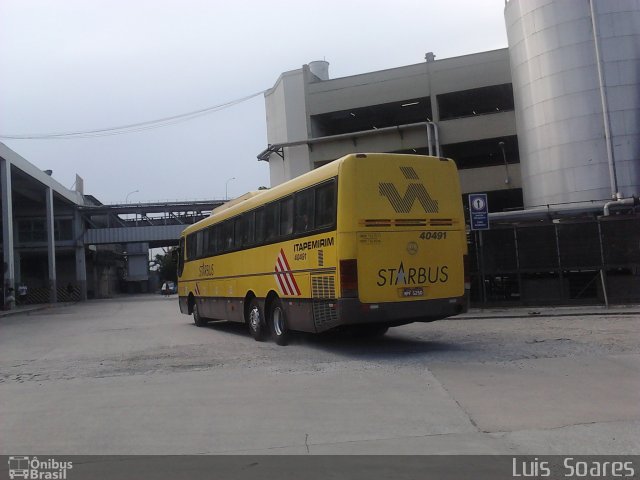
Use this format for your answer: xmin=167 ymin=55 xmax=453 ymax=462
xmin=401 ymin=287 xmax=424 ymax=298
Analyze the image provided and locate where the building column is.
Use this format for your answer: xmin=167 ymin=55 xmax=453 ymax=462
xmin=1 ymin=158 xmax=15 ymax=306
xmin=73 ymin=210 xmax=87 ymax=300
xmin=14 ymin=252 xmax=21 ymax=285
xmin=45 ymin=187 xmax=57 ymax=303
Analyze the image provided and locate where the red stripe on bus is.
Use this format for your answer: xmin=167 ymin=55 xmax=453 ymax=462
xmin=277 ymin=256 xmax=296 ymax=296
xmin=279 ymin=250 xmax=301 ymax=295
xmin=274 ymin=272 xmax=289 ymax=296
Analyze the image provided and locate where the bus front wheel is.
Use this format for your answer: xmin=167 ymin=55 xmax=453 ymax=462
xmin=248 ymin=298 xmax=267 ymax=341
xmin=193 ymin=301 xmax=207 ymax=327
xmin=269 ymin=298 xmax=290 ymax=346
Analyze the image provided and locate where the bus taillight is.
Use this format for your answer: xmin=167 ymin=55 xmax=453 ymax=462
xmin=340 ymin=259 xmax=358 ymax=298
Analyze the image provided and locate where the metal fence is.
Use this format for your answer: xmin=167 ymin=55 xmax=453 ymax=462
xmin=469 ymin=214 xmax=640 ymax=306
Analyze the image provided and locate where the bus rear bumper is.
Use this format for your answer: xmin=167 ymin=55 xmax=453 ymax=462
xmin=335 ymin=297 xmax=467 ymax=327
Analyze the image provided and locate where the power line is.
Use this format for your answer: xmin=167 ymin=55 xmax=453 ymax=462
xmin=0 ymin=90 xmax=266 ymax=140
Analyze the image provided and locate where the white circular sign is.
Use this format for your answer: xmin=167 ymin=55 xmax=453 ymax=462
xmin=472 ymin=197 xmax=486 ymax=211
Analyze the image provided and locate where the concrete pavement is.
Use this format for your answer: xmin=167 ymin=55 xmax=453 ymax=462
xmin=1 ymin=296 xmax=638 ymax=455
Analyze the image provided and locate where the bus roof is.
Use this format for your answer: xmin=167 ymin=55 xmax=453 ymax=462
xmin=181 ymin=153 xmax=448 ymax=236
xmin=182 ymin=154 xmax=349 ymax=236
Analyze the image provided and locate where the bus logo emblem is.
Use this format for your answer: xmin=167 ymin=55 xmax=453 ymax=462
xmin=379 ymin=167 xmax=439 ymax=213
xmin=274 ymin=249 xmax=301 ymax=296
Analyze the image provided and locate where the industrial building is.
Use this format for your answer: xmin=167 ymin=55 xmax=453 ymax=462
xmin=259 ymin=0 xmax=639 ymax=212
xmin=0 ymin=143 xmax=220 ymax=306
xmin=259 ymin=0 xmax=640 ymax=305
xmin=260 ymin=48 xmax=523 ymax=213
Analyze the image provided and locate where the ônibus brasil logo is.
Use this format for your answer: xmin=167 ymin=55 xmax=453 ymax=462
xmin=8 ymin=456 xmax=73 ymax=480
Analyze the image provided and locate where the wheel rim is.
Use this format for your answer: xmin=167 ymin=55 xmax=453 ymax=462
xmin=273 ymin=307 xmax=284 ymax=336
xmin=249 ymin=306 xmax=260 ymax=332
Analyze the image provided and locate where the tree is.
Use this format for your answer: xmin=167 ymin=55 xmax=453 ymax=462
xmin=152 ymin=248 xmax=178 ymax=282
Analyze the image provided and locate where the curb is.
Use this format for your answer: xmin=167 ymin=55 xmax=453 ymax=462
xmin=458 ymin=307 xmax=640 ymax=320
xmin=0 ymin=304 xmax=57 ymax=318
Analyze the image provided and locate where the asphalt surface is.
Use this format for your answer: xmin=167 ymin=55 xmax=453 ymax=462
xmin=1 ymin=295 xmax=638 ymax=455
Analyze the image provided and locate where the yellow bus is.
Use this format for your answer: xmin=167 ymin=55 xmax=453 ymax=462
xmin=177 ymin=153 xmax=467 ymax=345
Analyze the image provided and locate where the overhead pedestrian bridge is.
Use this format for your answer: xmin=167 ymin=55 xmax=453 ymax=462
xmin=80 ymin=200 xmax=223 ymax=247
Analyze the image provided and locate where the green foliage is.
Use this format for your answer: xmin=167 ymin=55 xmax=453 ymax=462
xmin=153 ymin=249 xmax=178 ymax=282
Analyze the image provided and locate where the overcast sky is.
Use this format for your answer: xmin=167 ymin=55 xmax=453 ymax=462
xmin=0 ymin=0 xmax=507 ymax=204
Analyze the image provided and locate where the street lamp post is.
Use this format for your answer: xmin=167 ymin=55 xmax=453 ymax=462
xmin=225 ymin=177 xmax=236 ymax=200
xmin=125 ymin=189 xmax=139 ymax=203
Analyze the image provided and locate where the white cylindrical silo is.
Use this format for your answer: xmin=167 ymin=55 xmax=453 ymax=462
xmin=505 ymin=0 xmax=640 ymax=207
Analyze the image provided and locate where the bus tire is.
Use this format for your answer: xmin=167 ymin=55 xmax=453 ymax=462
xmin=248 ymin=298 xmax=267 ymax=341
xmin=269 ymin=298 xmax=290 ymax=346
xmin=193 ymin=301 xmax=207 ymax=327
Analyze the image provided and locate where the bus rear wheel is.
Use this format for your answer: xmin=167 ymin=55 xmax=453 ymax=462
xmin=269 ymin=298 xmax=290 ymax=346
xmin=193 ymin=301 xmax=207 ymax=327
xmin=248 ymin=298 xmax=267 ymax=341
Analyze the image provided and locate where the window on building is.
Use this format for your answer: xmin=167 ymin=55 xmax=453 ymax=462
xmin=311 ymin=97 xmax=432 ymax=137
xmin=441 ymin=136 xmax=520 ymax=170
xmin=17 ymin=219 xmax=46 ymax=242
xmin=54 ymin=218 xmax=73 ymax=241
xmin=438 ymin=84 xmax=514 ymax=120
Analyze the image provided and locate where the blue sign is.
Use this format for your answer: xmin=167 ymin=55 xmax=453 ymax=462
xmin=469 ymin=193 xmax=489 ymax=230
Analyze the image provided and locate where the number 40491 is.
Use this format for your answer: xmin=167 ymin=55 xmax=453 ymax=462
xmin=419 ymin=231 xmax=447 ymax=240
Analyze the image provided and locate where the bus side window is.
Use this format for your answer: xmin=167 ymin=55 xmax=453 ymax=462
xmin=202 ymin=228 xmax=210 ymax=257
xmin=186 ymin=234 xmax=193 ymax=261
xmin=255 ymin=208 xmax=265 ymax=244
xmin=280 ymin=196 xmax=294 ymax=237
xmin=315 ymin=180 xmax=336 ymax=228
xmin=234 ymin=217 xmax=243 ymax=249
xmin=222 ymin=221 xmax=234 ymax=251
xmin=265 ymin=203 xmax=279 ymax=241
xmin=294 ymin=188 xmax=315 ymax=233
xmin=242 ymin=211 xmax=255 ymax=246
xmin=195 ymin=231 xmax=204 ymax=258
xmin=208 ymin=226 xmax=217 ymax=256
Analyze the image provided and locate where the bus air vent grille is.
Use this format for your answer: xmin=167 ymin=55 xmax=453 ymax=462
xmin=311 ymin=275 xmax=338 ymax=329
xmin=312 ymin=275 xmax=335 ymax=299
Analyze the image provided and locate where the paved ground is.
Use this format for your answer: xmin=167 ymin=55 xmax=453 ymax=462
xmin=1 ymin=295 xmax=638 ymax=455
